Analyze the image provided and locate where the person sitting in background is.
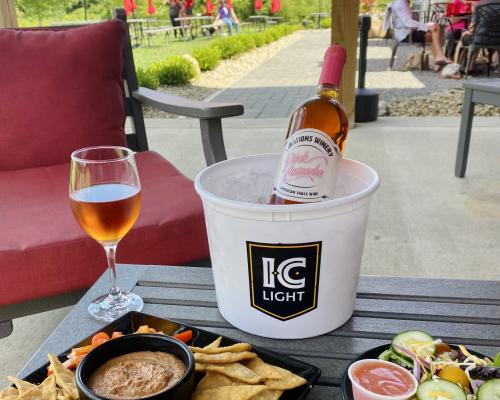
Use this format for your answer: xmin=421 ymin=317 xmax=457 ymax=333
xmin=454 ymin=0 xmax=500 ymax=73
xmin=164 ymin=0 xmax=183 ymax=38
xmin=444 ymin=0 xmax=472 ymax=58
xmin=214 ymin=0 xmax=239 ymax=34
xmin=180 ymin=0 xmax=195 ymax=37
xmin=384 ymin=0 xmax=451 ymax=68
xmin=228 ymin=0 xmax=240 ymax=30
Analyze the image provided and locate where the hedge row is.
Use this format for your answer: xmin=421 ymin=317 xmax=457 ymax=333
xmin=137 ymin=24 xmax=302 ymax=89
xmin=320 ymin=18 xmax=331 ymax=29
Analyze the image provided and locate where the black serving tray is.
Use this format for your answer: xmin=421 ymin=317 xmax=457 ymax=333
xmin=20 ymin=311 xmax=321 ymax=400
xmin=340 ymin=344 xmax=489 ymax=400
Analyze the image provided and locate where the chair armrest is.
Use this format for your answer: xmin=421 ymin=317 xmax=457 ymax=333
xmin=132 ymin=87 xmax=244 ymax=119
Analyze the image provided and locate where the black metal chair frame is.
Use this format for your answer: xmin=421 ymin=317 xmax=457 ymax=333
xmin=0 ymin=8 xmax=243 ymax=338
xmin=464 ymin=2 xmax=500 ymax=79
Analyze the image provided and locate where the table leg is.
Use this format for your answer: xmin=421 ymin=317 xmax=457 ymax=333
xmin=455 ymin=88 xmax=475 ymax=178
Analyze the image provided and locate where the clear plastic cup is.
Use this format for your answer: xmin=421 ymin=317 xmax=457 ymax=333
xmin=348 ymin=359 xmax=418 ymax=400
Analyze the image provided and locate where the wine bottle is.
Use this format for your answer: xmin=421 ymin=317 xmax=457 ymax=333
xmin=271 ymin=44 xmax=349 ymax=205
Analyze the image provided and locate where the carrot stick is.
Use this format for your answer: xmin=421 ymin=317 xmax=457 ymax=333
xmin=91 ymin=332 xmax=110 ymax=346
xmin=173 ymin=330 xmax=193 ymax=344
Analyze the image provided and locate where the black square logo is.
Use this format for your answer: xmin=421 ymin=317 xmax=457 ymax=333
xmin=246 ymin=241 xmax=322 ymax=321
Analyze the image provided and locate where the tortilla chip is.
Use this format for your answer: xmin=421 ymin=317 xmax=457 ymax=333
xmin=17 ymin=387 xmax=42 ymax=400
xmin=250 ymin=390 xmax=283 ymax=400
xmin=262 ymin=365 xmax=307 ymax=390
xmin=195 ymin=372 xmax=235 ymax=391
xmin=245 ymin=358 xmax=283 ymax=380
xmin=190 ymin=343 xmax=252 ymax=354
xmin=192 ymin=385 xmax=267 ymax=400
xmin=205 ymin=363 xmax=262 ymax=384
xmin=194 ymin=351 xmax=257 ymax=364
xmin=39 ymin=375 xmax=56 ymax=400
xmin=195 ymin=363 xmax=207 ymax=373
xmin=0 ymin=387 xmax=18 ymax=400
xmin=7 ymin=378 xmax=36 ymax=395
xmin=47 ymin=354 xmax=78 ymax=400
xmin=55 ymin=390 xmax=67 ymax=400
xmin=203 ymin=337 xmax=222 ymax=350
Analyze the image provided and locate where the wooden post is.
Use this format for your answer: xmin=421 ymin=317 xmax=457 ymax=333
xmin=331 ymin=0 xmax=359 ymax=124
xmin=0 ymin=0 xmax=17 ymax=28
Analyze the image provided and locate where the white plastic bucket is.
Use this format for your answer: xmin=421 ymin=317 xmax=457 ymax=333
xmin=194 ymin=154 xmax=379 ymax=339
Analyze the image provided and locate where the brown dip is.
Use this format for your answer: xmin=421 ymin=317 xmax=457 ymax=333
xmin=87 ymin=351 xmax=186 ymax=399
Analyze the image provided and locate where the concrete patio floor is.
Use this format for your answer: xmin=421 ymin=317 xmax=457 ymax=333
xmin=2 ymin=115 xmax=499 ymax=385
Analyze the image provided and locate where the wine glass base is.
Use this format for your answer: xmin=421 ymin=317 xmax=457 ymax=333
xmin=88 ymin=292 xmax=143 ymax=322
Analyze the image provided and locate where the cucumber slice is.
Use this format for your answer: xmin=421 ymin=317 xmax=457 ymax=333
xmin=477 ymin=378 xmax=500 ymax=400
xmin=416 ymin=379 xmax=466 ymax=400
xmin=379 ymin=349 xmax=393 ymax=361
xmin=392 ymin=330 xmax=436 ymax=360
xmin=378 ymin=349 xmax=414 ymax=368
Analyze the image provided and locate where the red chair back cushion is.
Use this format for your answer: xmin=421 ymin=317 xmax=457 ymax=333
xmin=0 ymin=20 xmax=127 ymax=171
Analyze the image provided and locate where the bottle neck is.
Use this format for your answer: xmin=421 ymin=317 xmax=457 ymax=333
xmin=318 ymin=84 xmax=339 ymax=100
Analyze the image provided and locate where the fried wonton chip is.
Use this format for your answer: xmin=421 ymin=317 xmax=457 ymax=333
xmin=194 ymin=351 xmax=257 ymax=364
xmin=17 ymin=387 xmax=42 ymax=400
xmin=47 ymin=354 xmax=78 ymax=400
xmin=190 ymin=343 xmax=252 ymax=354
xmin=192 ymin=385 xmax=267 ymax=400
xmin=195 ymin=372 xmax=235 ymax=391
xmin=261 ymin=365 xmax=307 ymax=390
xmin=0 ymin=387 xmax=18 ymax=400
xmin=205 ymin=363 xmax=262 ymax=384
xmin=39 ymin=375 xmax=56 ymax=400
xmin=250 ymin=390 xmax=283 ymax=400
xmin=7 ymin=377 xmax=36 ymax=395
xmin=245 ymin=358 xmax=283 ymax=380
xmin=203 ymin=337 xmax=222 ymax=350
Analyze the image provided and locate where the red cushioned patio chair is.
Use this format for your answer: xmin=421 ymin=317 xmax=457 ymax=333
xmin=0 ymin=9 xmax=243 ymax=338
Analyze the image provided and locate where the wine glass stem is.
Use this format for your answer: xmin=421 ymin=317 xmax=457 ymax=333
xmin=104 ymin=244 xmax=121 ymax=300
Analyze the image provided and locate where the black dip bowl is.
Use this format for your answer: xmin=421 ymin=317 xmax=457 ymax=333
xmin=76 ymin=334 xmax=195 ymax=400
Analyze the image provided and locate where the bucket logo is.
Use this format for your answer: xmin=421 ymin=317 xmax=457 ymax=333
xmin=247 ymin=241 xmax=321 ymax=321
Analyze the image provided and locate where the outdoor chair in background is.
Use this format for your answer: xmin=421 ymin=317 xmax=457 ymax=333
xmin=464 ymin=2 xmax=500 ymax=78
xmin=0 ymin=8 xmax=243 ymax=338
xmin=384 ymin=5 xmax=427 ymax=70
xmin=428 ymin=1 xmax=448 ymax=23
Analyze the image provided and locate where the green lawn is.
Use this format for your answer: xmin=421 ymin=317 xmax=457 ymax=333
xmin=132 ymin=35 xmax=216 ymax=69
xmin=131 ymin=22 xmax=260 ymax=69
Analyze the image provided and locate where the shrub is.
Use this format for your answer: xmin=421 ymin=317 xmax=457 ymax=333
xmin=150 ymin=56 xmax=196 ymax=85
xmin=211 ymin=36 xmax=246 ymax=59
xmin=320 ymin=18 xmax=331 ymax=29
xmin=192 ymin=46 xmax=221 ymax=71
xmin=136 ymin=67 xmax=159 ymax=90
xmin=250 ymin=32 xmax=265 ymax=47
xmin=261 ymin=31 xmax=275 ymax=44
xmin=266 ymin=29 xmax=279 ymax=41
xmin=237 ymin=34 xmax=256 ymax=51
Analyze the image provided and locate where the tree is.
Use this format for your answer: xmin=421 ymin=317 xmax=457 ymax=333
xmin=16 ymin=0 xmax=62 ymax=25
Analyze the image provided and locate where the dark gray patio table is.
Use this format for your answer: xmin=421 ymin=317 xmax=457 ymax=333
xmin=19 ymin=264 xmax=500 ymax=399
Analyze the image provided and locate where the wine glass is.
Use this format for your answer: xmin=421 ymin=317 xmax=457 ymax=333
xmin=69 ymin=146 xmax=143 ymax=321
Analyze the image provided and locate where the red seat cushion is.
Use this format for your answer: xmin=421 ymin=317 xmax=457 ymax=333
xmin=0 ymin=151 xmax=209 ymax=307
xmin=0 ymin=20 xmax=127 ymax=171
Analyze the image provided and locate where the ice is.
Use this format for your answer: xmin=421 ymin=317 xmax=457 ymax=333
xmin=211 ymin=169 xmax=276 ymax=204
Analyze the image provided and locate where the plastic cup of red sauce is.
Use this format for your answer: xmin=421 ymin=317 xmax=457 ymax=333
xmin=348 ymin=359 xmax=418 ymax=400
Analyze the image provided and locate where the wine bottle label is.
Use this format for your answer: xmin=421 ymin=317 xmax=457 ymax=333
xmin=275 ymin=129 xmax=340 ymax=203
